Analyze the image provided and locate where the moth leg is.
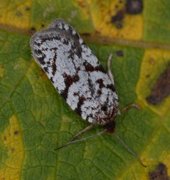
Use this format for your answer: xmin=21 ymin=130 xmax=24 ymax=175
xmin=121 ymin=103 xmax=140 ymax=113
xmin=70 ymin=124 xmax=95 ymax=141
xmin=107 ymin=53 xmax=115 ymax=85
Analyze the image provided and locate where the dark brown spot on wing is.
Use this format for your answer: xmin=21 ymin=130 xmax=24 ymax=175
xmin=44 ymin=67 xmax=48 ymax=73
xmin=61 ymin=74 xmax=80 ymax=99
xmin=96 ymin=79 xmax=104 ymax=88
xmin=84 ymin=62 xmax=106 ymax=73
xmin=107 ymin=84 xmax=115 ymax=92
xmin=75 ymin=96 xmax=86 ymax=115
xmin=88 ymin=78 xmax=95 ymax=95
xmin=52 ymin=62 xmax=56 ymax=76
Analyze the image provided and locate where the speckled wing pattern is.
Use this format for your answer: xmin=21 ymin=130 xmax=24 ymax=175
xmin=30 ymin=19 xmax=119 ymax=125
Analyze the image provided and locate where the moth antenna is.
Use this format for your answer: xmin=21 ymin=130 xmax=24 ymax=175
xmin=107 ymin=53 xmax=115 ymax=85
xmin=121 ymin=103 xmax=141 ymax=113
xmin=55 ymin=129 xmax=106 ymax=151
xmin=114 ymin=134 xmax=147 ymax=167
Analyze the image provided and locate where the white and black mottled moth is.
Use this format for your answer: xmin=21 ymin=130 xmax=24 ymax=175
xmin=30 ymin=19 xmax=119 ymax=133
xmin=30 ymin=20 xmax=145 ymax=165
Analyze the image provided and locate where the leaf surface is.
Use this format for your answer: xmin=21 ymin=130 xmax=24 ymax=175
xmin=0 ymin=0 xmax=170 ymax=179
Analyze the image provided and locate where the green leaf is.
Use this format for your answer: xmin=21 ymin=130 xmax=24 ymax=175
xmin=0 ymin=0 xmax=170 ymax=179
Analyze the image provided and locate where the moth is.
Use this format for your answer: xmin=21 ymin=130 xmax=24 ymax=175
xmin=30 ymin=19 xmax=119 ymax=133
xmin=30 ymin=20 xmax=146 ymax=167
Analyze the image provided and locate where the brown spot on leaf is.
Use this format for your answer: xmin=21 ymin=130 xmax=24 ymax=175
xmin=30 ymin=27 xmax=36 ymax=34
xmin=146 ymin=64 xmax=170 ymax=105
xmin=149 ymin=163 xmax=169 ymax=180
xmin=14 ymin=130 xmax=19 ymax=135
xmin=146 ymin=74 xmax=150 ymax=78
xmin=11 ymin=147 xmax=15 ymax=153
xmin=126 ymin=0 xmax=143 ymax=15
xmin=111 ymin=9 xmax=125 ymax=29
xmin=111 ymin=0 xmax=143 ymax=30
xmin=116 ymin=50 xmax=124 ymax=57
xmin=3 ymin=136 xmax=7 ymax=141
xmin=25 ymin=6 xmax=31 ymax=11
xmin=81 ymin=32 xmax=91 ymax=37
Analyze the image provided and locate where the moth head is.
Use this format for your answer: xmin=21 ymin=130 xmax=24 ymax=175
xmin=103 ymin=120 xmax=116 ymax=133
